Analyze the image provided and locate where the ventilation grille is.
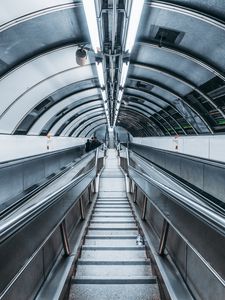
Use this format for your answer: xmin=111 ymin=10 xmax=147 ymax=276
xmin=55 ymin=107 xmax=69 ymax=117
xmin=136 ymin=81 xmax=154 ymax=91
xmin=150 ymin=26 xmax=185 ymax=45
xmin=128 ymin=97 xmax=145 ymax=105
xmin=35 ymin=97 xmax=53 ymax=111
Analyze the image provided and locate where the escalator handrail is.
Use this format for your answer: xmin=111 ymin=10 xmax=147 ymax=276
xmin=0 ymin=143 xmax=85 ymax=169
xmin=0 ymin=149 xmax=100 ymax=243
xmin=126 ymin=149 xmax=225 ymax=235
xmin=130 ymin=142 xmax=225 ymax=169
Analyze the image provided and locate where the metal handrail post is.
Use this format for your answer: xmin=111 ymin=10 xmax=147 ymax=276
xmin=142 ymin=195 xmax=148 ymax=220
xmin=158 ymin=219 xmax=170 ymax=255
xmin=60 ymin=220 xmax=71 ymax=256
xmin=79 ymin=196 xmax=85 ymax=220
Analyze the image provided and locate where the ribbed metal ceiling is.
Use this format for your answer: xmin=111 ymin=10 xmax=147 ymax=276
xmin=0 ymin=0 xmax=225 ymax=137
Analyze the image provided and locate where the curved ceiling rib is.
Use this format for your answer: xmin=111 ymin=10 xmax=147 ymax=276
xmin=0 ymin=6 xmax=88 ymax=78
xmin=131 ymin=63 xmax=225 ymax=119
xmin=60 ymin=108 xmax=104 ymax=137
xmin=117 ymin=120 xmax=145 ymax=136
xmin=124 ymin=91 xmax=188 ymax=135
xmin=15 ymin=80 xmax=99 ymax=135
xmin=75 ymin=116 xmax=107 ymax=137
xmin=123 ymin=92 xmax=186 ymax=135
xmin=129 ymin=79 xmax=211 ymax=133
xmin=126 ymin=78 xmax=198 ymax=134
xmin=120 ymin=105 xmax=171 ymax=135
xmin=28 ymin=88 xmax=100 ymax=135
xmin=61 ymin=106 xmax=104 ymax=136
xmin=56 ymin=107 xmax=103 ymax=136
xmin=148 ymin=1 xmax=225 ymax=31
xmin=0 ymin=1 xmax=79 ymax=29
xmin=136 ymin=41 xmax=225 ymax=82
xmin=119 ymin=109 xmax=162 ymax=136
xmin=128 ymin=73 xmax=213 ymax=134
xmin=116 ymin=121 xmax=143 ymax=136
xmin=85 ymin=122 xmax=107 ymax=138
xmin=71 ymin=114 xmax=105 ymax=137
xmin=118 ymin=113 xmax=156 ymax=136
xmin=49 ymin=102 xmax=103 ymax=136
xmin=0 ymin=46 xmax=93 ymax=115
xmin=0 ymin=68 xmax=97 ymax=134
xmin=121 ymin=101 xmax=174 ymax=135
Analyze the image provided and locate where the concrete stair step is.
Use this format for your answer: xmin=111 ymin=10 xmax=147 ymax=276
xmin=85 ymin=235 xmax=137 ymax=240
xmin=97 ymin=198 xmax=127 ymax=201
xmin=98 ymin=192 xmax=127 ymax=198
xmin=77 ymin=259 xmax=151 ymax=265
xmin=80 ymin=249 xmax=147 ymax=261
xmin=82 ymin=246 xmax=145 ymax=251
xmin=72 ymin=276 xmax=157 ymax=284
xmin=97 ymin=199 xmax=127 ymax=201
xmin=92 ymin=213 xmax=133 ymax=217
xmin=90 ymin=221 xmax=135 ymax=224
xmin=96 ymin=201 xmax=128 ymax=203
xmin=69 ymin=281 xmax=160 ymax=300
xmin=95 ymin=205 xmax=130 ymax=208
xmin=95 ymin=203 xmax=129 ymax=205
xmin=95 ymin=206 xmax=129 ymax=209
xmin=88 ymin=225 xmax=137 ymax=229
xmin=94 ymin=207 xmax=130 ymax=209
xmin=75 ymin=264 xmax=153 ymax=277
xmin=91 ymin=217 xmax=134 ymax=222
xmin=87 ymin=230 xmax=138 ymax=236
xmin=84 ymin=238 xmax=138 ymax=247
xmin=94 ymin=208 xmax=132 ymax=213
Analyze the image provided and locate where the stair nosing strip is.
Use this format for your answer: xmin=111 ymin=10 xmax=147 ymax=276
xmin=77 ymin=260 xmax=150 ymax=265
xmin=82 ymin=246 xmax=145 ymax=250
xmin=71 ymin=277 xmax=157 ymax=284
xmin=85 ymin=235 xmax=137 ymax=239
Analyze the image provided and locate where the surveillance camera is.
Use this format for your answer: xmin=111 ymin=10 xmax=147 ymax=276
xmin=76 ymin=48 xmax=87 ymax=66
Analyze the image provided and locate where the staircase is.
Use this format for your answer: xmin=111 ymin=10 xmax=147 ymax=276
xmin=69 ymin=149 xmax=160 ymax=300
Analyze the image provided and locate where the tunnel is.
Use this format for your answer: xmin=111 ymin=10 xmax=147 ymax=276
xmin=0 ymin=1 xmax=224 ymax=300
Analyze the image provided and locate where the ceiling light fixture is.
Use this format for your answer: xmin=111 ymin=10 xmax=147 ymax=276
xmin=96 ymin=61 xmax=105 ymax=88
xmin=83 ymin=0 xmax=110 ymax=127
xmin=125 ymin=0 xmax=144 ymax=53
xmin=113 ymin=0 xmax=144 ymax=127
xmin=82 ymin=0 xmax=101 ymax=53
xmin=120 ymin=62 xmax=130 ymax=88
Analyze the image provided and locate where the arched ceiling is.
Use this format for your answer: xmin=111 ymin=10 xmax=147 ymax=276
xmin=0 ymin=0 xmax=225 ymax=138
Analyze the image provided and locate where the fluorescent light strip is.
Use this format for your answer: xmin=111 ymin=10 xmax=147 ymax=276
xmin=120 ymin=62 xmax=129 ymax=87
xmin=125 ymin=0 xmax=144 ymax=53
xmin=114 ymin=1 xmax=144 ymax=127
xmin=101 ymin=89 xmax=110 ymax=125
xmin=96 ymin=62 xmax=105 ymax=88
xmin=113 ymin=89 xmax=124 ymax=127
xmin=83 ymin=1 xmax=110 ymax=127
xmin=118 ymin=90 xmax=123 ymax=102
xmin=101 ymin=89 xmax=107 ymax=101
xmin=83 ymin=0 xmax=101 ymax=53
